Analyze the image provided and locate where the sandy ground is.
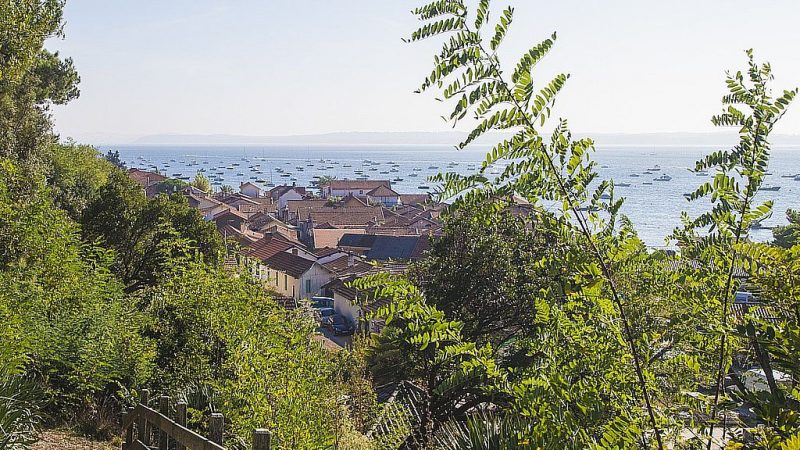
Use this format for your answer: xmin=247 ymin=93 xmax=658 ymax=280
xmin=31 ymin=430 xmax=116 ymax=450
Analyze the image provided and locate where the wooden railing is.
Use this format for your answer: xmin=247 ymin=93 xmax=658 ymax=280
xmin=121 ymin=389 xmax=272 ymax=450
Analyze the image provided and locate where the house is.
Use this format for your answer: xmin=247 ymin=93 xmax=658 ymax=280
xmin=245 ymin=234 xmax=316 ymax=263
xmin=284 ymin=198 xmax=329 ymax=222
xmin=399 ymin=193 xmax=430 ymax=207
xmin=366 ymin=185 xmax=400 ymax=207
xmin=216 ymin=193 xmax=262 ymax=215
xmin=239 ymin=182 xmax=264 ymax=198
xmin=269 ymin=185 xmax=307 ymax=210
xmin=212 ymin=208 xmax=249 ymax=231
xmin=185 ymin=193 xmax=229 ymax=220
xmin=311 ymin=227 xmax=366 ymax=250
xmin=337 ymin=234 xmax=430 ymax=261
xmin=342 ymin=195 xmax=368 ymax=207
xmin=297 ymin=206 xmax=384 ymax=247
xmin=322 ymin=180 xmax=391 ymax=199
xmin=128 ymin=168 xmax=167 ymax=189
xmin=260 ymin=252 xmax=334 ymax=301
xmin=324 ymin=276 xmax=392 ymax=334
xmin=218 ymin=224 xmax=263 ymax=246
xmin=249 ymin=212 xmax=300 ymax=243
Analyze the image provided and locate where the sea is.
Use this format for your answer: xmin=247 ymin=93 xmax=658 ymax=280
xmin=102 ymin=144 xmax=800 ymax=248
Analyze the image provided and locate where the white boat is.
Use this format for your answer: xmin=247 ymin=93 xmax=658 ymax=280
xmin=654 ymin=175 xmax=672 ymax=181
xmin=762 ymin=186 xmax=781 ymax=191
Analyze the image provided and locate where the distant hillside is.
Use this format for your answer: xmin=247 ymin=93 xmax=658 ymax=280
xmin=130 ymin=131 xmax=800 ymax=147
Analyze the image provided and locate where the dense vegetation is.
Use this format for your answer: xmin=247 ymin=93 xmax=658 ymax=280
xmin=2 ymin=0 xmax=799 ymax=449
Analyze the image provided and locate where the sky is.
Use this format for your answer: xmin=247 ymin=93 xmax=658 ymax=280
xmin=47 ymin=0 xmax=800 ymax=143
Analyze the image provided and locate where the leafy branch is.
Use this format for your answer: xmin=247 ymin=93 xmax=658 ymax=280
xmin=673 ymin=51 xmax=797 ymax=448
xmin=408 ymin=0 xmax=663 ymax=446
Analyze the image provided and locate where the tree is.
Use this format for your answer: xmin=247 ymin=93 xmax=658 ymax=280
xmin=0 ymin=1 xmax=80 ymax=165
xmin=0 ymin=159 xmax=153 ymax=422
xmin=103 ymin=149 xmax=125 ymax=169
xmin=402 ymin=1 xmax=663 ymax=446
xmin=219 ymin=184 xmax=234 ymax=194
xmin=191 ymin=173 xmax=211 ymax=193
xmin=673 ymin=50 xmax=796 ymax=447
xmin=409 ymin=205 xmax=561 ymax=347
xmin=81 ymin=170 xmax=224 ymax=291
xmin=317 ymin=175 xmax=336 ymax=195
xmin=772 ymin=209 xmax=800 ymax=249
xmin=46 ymin=142 xmax=115 ymax=220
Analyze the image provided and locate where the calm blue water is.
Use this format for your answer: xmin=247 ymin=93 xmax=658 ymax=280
xmin=103 ymin=144 xmax=800 ymax=248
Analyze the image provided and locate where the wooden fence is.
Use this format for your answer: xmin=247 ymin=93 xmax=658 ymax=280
xmin=121 ymin=389 xmax=273 ymax=450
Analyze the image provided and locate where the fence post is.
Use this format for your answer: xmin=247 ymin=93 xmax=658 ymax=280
xmin=253 ymin=429 xmax=272 ymax=450
xmin=140 ymin=389 xmax=151 ymax=446
xmin=122 ymin=409 xmax=129 ymax=449
xmin=209 ymin=412 xmax=224 ymax=445
xmin=122 ymin=406 xmax=136 ymax=448
xmin=175 ymin=401 xmax=187 ymax=450
xmin=159 ymin=395 xmax=170 ymax=450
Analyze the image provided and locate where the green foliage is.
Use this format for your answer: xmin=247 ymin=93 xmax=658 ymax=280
xmin=191 ymin=173 xmax=211 ymax=193
xmin=0 ymin=158 xmax=154 ymax=419
xmin=354 ymin=272 xmax=502 ymax=448
xmin=150 ymin=177 xmax=189 ymax=196
xmin=406 ymin=0 xmax=663 ymax=446
xmin=103 ymin=149 xmax=125 ymax=169
xmin=672 ymin=50 xmax=797 ymax=447
xmin=45 ymin=142 xmax=115 ymax=220
xmin=0 ymin=0 xmax=79 ymax=165
xmin=81 ymin=170 xmax=224 ymax=291
xmin=772 ymin=209 xmax=800 ymax=249
xmin=0 ymin=370 xmax=43 ymax=450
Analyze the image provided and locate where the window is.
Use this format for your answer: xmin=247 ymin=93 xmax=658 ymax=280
xmin=284 ymin=274 xmax=288 ymax=290
xmin=305 ymin=279 xmax=312 ymax=294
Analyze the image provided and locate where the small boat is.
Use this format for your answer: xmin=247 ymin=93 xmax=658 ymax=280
xmin=428 ymin=166 xmax=439 ymax=170
xmin=615 ymin=183 xmax=631 ymax=187
xmin=408 ymin=173 xmax=418 ymax=177
xmin=781 ymin=174 xmax=799 ymax=178
xmin=413 ymin=168 xmax=422 ymax=172
xmin=762 ymin=186 xmax=781 ymax=191
xmin=393 ymin=177 xmax=404 ymax=182
xmin=654 ymin=175 xmax=672 ymax=182
xmin=695 ymin=171 xmax=709 ymax=176
xmin=643 ymin=171 xmax=653 ymax=175
xmin=600 ymin=193 xmax=611 ymax=200
xmin=643 ymin=182 xmax=653 ymax=185
xmin=418 ymin=185 xmax=430 ymax=190
xmin=629 ymin=174 xmax=640 ymax=177
xmin=648 ymin=166 xmax=661 ymax=172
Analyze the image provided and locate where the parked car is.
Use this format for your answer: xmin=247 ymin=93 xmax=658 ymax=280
xmin=316 ymin=307 xmax=335 ymax=327
xmin=331 ymin=314 xmax=355 ymax=336
xmin=311 ymin=296 xmax=334 ymax=309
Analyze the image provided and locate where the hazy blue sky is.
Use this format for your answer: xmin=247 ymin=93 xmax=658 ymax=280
xmin=48 ymin=1 xmax=800 ymax=142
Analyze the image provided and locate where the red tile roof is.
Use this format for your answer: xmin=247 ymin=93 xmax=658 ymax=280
xmin=328 ymin=180 xmax=391 ymax=190
xmin=307 ymin=207 xmax=384 ymax=226
xmin=245 ymin=235 xmax=295 ymax=261
xmin=264 ymin=251 xmax=316 ymax=278
xmin=367 ymin=185 xmax=400 ymax=197
xmin=128 ymin=168 xmax=167 ymax=187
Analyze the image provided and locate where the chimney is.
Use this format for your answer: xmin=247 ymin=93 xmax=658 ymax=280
xmin=347 ymin=253 xmax=355 ymax=267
